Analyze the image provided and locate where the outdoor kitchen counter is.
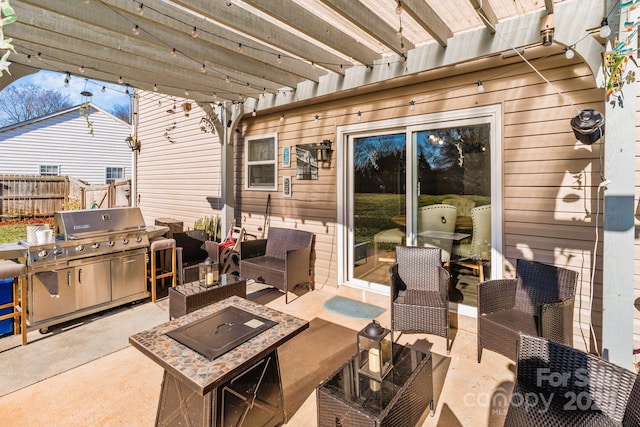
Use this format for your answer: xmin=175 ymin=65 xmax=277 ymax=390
xmin=0 ymin=243 xmax=27 ymax=260
xmin=130 ymin=295 xmax=309 ymax=426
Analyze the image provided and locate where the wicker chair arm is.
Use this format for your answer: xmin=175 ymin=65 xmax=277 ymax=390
xmin=438 ymin=265 xmax=450 ymax=302
xmin=240 ymin=239 xmax=267 ymax=259
xmin=285 ymin=246 xmax=311 ymax=269
xmin=389 ymin=263 xmax=400 ymax=299
xmin=478 ymin=279 xmax=517 ymax=315
xmin=539 ymin=296 xmax=575 ymax=346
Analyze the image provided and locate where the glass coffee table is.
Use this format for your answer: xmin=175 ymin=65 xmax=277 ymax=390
xmin=316 ymin=343 xmax=433 ymax=426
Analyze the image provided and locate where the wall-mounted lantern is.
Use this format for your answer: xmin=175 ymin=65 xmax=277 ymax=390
xmin=299 ymin=139 xmax=333 ymax=162
xmin=126 ymin=135 xmax=140 ymax=152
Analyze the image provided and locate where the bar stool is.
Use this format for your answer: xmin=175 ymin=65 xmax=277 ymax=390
xmin=0 ymin=260 xmax=27 ymax=346
xmin=148 ymin=237 xmax=177 ymax=302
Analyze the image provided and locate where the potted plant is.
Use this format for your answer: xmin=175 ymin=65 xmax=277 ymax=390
xmin=194 ymin=215 xmax=220 ymax=241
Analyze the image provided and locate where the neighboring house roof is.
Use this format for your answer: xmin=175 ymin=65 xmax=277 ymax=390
xmin=0 ymin=103 xmax=128 ymax=133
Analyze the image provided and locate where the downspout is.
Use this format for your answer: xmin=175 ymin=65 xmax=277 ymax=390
xmin=130 ymin=91 xmax=138 ymax=207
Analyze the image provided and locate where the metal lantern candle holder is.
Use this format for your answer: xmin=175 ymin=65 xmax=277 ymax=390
xmin=357 ymin=320 xmax=393 ymax=382
xmin=199 ymin=257 xmax=218 ymax=287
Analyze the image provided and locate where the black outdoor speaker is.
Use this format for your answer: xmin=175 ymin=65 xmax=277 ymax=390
xmin=571 ymin=109 xmax=605 ymax=145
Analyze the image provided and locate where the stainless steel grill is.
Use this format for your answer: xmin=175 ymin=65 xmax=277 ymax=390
xmin=19 ymin=207 xmax=152 ymax=330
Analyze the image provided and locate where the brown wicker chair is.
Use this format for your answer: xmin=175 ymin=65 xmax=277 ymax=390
xmin=477 ymin=259 xmax=578 ymax=363
xmin=240 ymin=227 xmax=314 ymax=303
xmin=504 ymin=334 xmax=640 ymax=426
xmin=390 ymin=246 xmax=451 ymax=354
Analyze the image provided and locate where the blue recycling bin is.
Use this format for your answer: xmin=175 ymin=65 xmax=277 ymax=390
xmin=0 ymin=278 xmax=14 ymax=335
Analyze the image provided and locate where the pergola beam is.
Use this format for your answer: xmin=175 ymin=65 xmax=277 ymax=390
xmin=171 ymin=0 xmax=350 ymax=75
xmin=243 ymin=0 xmax=381 ymax=65
xmin=468 ymin=0 xmax=499 ymax=34
xmin=402 ymin=0 xmax=453 ymax=47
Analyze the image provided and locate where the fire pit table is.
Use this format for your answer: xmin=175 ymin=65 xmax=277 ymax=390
xmin=129 ymin=295 xmax=309 ymax=427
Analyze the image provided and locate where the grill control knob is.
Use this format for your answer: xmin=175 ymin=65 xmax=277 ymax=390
xmin=37 ymin=250 xmax=48 ymax=259
xmin=76 ymin=245 xmax=84 ymax=252
xmin=136 ymin=236 xmax=142 ymax=243
xmin=122 ymin=238 xmax=129 ymax=245
xmin=92 ymin=242 xmax=100 ymax=249
xmin=108 ymin=240 xmax=115 ymax=247
xmin=53 ymin=247 xmax=64 ymax=256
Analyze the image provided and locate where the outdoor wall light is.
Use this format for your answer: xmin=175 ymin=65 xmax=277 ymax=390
xmin=540 ymin=14 xmax=554 ymax=46
xmin=126 ymin=135 xmax=140 ymax=152
xmin=299 ymin=140 xmax=333 ymax=162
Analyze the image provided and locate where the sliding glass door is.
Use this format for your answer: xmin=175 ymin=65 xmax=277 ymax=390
xmin=351 ymin=132 xmax=406 ymax=292
xmin=341 ymin=106 xmax=501 ymax=311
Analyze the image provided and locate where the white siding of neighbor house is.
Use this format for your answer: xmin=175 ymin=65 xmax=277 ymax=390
xmin=135 ymin=52 xmax=632 ymax=356
xmin=0 ymin=105 xmax=131 ymax=185
xmin=134 ymin=90 xmax=222 ymax=230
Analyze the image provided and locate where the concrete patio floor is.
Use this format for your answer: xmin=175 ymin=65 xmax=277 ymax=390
xmin=0 ymin=283 xmax=514 ymax=426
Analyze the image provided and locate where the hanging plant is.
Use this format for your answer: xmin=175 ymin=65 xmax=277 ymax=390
xmin=0 ymin=0 xmax=17 ymax=77
xmin=79 ymin=102 xmax=95 ymax=136
xmin=604 ymin=2 xmax=640 ymax=107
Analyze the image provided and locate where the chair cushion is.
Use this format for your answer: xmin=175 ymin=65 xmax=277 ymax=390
xmin=396 ymin=289 xmax=445 ymax=308
xmin=0 ymin=260 xmax=26 ymax=280
xmin=150 ymin=237 xmax=176 ymax=251
xmin=374 ymin=228 xmax=405 ymax=244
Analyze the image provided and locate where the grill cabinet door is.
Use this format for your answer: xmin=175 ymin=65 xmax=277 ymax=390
xmin=29 ymin=268 xmax=76 ymax=323
xmin=111 ymin=249 xmax=146 ymax=300
xmin=73 ymin=258 xmax=111 ymax=310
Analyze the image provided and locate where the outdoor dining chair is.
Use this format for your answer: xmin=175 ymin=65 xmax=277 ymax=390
xmin=477 ymin=258 xmax=578 ymax=362
xmin=390 ymin=246 xmax=451 ymax=354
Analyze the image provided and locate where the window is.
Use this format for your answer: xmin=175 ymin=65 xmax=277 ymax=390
xmin=106 ymin=167 xmax=124 ymax=184
xmin=39 ymin=165 xmax=59 ymax=176
xmin=245 ymin=133 xmax=277 ymax=190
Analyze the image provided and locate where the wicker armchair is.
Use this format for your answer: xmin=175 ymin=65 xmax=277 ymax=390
xmin=504 ymin=334 xmax=640 ymax=426
xmin=240 ymin=227 xmax=314 ymax=303
xmin=477 ymin=259 xmax=578 ymax=362
xmin=390 ymin=246 xmax=451 ymax=354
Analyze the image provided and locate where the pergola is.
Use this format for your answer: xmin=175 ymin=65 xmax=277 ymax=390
xmin=5 ymin=0 xmax=606 ymax=113
xmin=3 ymin=0 xmax=638 ymax=369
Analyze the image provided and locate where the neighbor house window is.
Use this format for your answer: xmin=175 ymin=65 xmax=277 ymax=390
xmin=39 ymin=165 xmax=59 ymax=176
xmin=245 ymin=133 xmax=277 ymax=190
xmin=106 ymin=167 xmax=124 ymax=184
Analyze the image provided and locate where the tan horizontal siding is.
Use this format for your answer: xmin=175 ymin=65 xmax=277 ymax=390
xmin=134 ymin=52 xmax=622 ymax=354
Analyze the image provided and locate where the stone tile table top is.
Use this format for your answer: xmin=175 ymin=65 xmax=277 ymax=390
xmin=129 ymin=295 xmax=309 ymax=395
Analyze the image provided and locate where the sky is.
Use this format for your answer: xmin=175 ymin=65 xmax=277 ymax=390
xmin=8 ymin=69 xmax=131 ymax=113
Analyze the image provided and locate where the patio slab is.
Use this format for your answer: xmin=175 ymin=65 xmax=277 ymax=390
xmin=0 ymin=284 xmax=514 ymax=426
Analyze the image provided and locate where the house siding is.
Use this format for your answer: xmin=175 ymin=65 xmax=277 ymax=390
xmin=237 ymin=53 xmax=605 ymax=353
xmin=135 ymin=90 xmax=222 ymax=229
xmin=134 ymin=52 xmax=625 ymax=355
xmin=0 ymin=106 xmax=131 ymax=185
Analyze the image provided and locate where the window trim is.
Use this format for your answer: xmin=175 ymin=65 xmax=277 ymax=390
xmin=244 ymin=132 xmax=278 ymax=191
xmin=39 ymin=165 xmax=59 ymax=176
xmin=105 ymin=166 xmax=125 ymax=184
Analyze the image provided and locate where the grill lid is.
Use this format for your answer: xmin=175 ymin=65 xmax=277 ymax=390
xmin=54 ymin=207 xmax=146 ymax=240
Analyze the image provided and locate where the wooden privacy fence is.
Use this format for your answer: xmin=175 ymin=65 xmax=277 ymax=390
xmin=0 ymin=175 xmax=131 ymax=219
